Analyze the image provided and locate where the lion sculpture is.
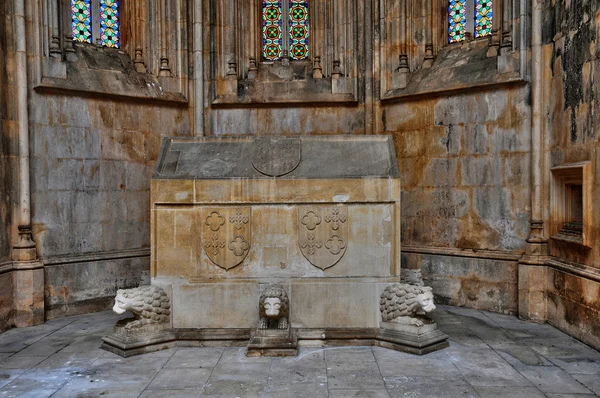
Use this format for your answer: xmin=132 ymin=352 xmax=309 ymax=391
xmin=112 ymin=285 xmax=171 ymax=329
xmin=380 ymin=283 xmax=436 ymax=327
xmin=258 ymin=284 xmax=289 ymax=330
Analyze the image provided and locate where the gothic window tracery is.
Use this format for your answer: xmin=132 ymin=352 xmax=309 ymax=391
xmin=448 ymin=0 xmax=492 ymax=43
xmin=262 ymin=0 xmax=309 ymax=61
xmin=71 ymin=0 xmax=120 ymax=47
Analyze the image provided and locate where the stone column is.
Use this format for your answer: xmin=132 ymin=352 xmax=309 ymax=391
xmin=422 ymin=0 xmax=434 ymax=68
xmin=518 ymin=0 xmax=548 ymax=324
xmin=11 ymin=0 xmax=45 ymax=328
xmin=192 ymin=0 xmax=205 ymax=135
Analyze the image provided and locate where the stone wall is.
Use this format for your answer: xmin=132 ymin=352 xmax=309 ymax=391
xmin=381 ymin=61 xmax=530 ymax=315
xmin=29 ymin=73 xmax=190 ymax=317
xmin=0 ymin=0 xmax=14 ymax=332
xmin=0 ymin=0 xmax=11 ymax=265
xmin=542 ymin=0 xmax=600 ymax=348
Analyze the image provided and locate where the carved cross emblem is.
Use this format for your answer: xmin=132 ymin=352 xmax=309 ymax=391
xmin=229 ymin=209 xmax=249 ymax=230
xmin=325 ymin=235 xmax=346 ymax=255
xmin=229 ymin=235 xmax=250 ymax=257
xmin=205 ymin=212 xmax=225 ymax=232
xmin=204 ymin=232 xmax=225 ymax=256
xmin=301 ymin=211 xmax=321 ymax=231
xmin=324 ymin=208 xmax=347 ymax=231
xmin=300 ymin=232 xmax=323 ymax=255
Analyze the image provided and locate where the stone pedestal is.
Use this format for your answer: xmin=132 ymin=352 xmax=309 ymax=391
xmin=101 ymin=319 xmax=176 ymax=357
xmin=247 ymin=328 xmax=298 ymax=357
xmin=378 ymin=318 xmax=449 ymax=355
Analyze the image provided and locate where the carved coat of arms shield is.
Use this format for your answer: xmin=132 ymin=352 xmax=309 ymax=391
xmin=252 ymin=137 xmax=302 ymax=177
xmin=298 ymin=206 xmax=348 ymax=270
xmin=202 ymin=207 xmax=251 ymax=270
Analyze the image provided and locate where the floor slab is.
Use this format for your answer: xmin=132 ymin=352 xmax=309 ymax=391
xmin=0 ymin=305 xmax=598 ymax=397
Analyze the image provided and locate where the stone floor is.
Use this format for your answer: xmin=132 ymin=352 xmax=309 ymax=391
xmin=0 ymin=307 xmax=599 ymax=398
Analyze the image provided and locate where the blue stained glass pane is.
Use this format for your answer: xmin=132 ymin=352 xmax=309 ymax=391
xmin=100 ymin=0 xmax=120 ymax=48
xmin=71 ymin=0 xmax=92 ymax=43
xmin=448 ymin=0 xmax=466 ymax=43
xmin=475 ymin=0 xmax=492 ymax=38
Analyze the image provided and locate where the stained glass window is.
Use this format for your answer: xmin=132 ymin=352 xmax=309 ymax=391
xmin=71 ymin=0 xmax=120 ymax=47
xmin=100 ymin=0 xmax=120 ymax=48
xmin=71 ymin=0 xmax=92 ymax=43
xmin=289 ymin=0 xmax=309 ymax=60
xmin=448 ymin=0 xmax=467 ymax=43
xmin=263 ymin=1 xmax=283 ymax=61
xmin=262 ymin=0 xmax=309 ymax=61
xmin=475 ymin=0 xmax=492 ymax=38
xmin=448 ymin=0 xmax=492 ymax=43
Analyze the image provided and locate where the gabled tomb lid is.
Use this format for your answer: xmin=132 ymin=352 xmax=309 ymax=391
xmin=154 ymin=135 xmax=399 ymax=180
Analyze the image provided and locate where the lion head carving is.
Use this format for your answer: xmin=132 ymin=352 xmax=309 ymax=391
xmin=258 ymin=284 xmax=289 ymax=330
xmin=380 ymin=283 xmax=436 ymax=326
xmin=113 ymin=285 xmax=171 ymax=329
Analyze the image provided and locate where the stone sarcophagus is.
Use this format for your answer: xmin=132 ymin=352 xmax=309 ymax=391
xmin=103 ymin=135 xmax=447 ymax=357
xmin=150 ymin=135 xmax=401 ymax=332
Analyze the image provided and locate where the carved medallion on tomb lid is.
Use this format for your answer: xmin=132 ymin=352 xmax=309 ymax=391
xmin=202 ymin=208 xmax=251 ymax=270
xmin=298 ymin=206 xmax=348 ymax=270
xmin=252 ymin=137 xmax=302 ymax=177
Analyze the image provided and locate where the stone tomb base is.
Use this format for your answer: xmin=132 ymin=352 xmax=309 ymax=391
xmin=378 ymin=320 xmax=449 ymax=355
xmin=247 ymin=328 xmax=298 ymax=357
xmin=102 ymin=325 xmax=448 ymax=357
xmin=101 ymin=319 xmax=177 ymax=358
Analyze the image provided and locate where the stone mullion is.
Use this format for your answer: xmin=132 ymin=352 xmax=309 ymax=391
xmin=133 ymin=0 xmax=147 ymax=72
xmin=325 ymin=0 xmax=333 ymax=77
xmin=487 ymin=0 xmax=501 ymax=56
xmin=332 ymin=0 xmax=344 ymax=77
xmin=92 ymin=0 xmax=100 ymax=45
xmin=398 ymin=0 xmax=408 ymax=71
xmin=61 ymin=0 xmax=76 ymax=59
xmin=423 ymin=0 xmax=433 ymax=68
xmin=501 ymin=0 xmax=512 ymax=52
xmin=48 ymin=0 xmax=62 ymax=57
xmin=158 ymin=0 xmax=171 ymax=75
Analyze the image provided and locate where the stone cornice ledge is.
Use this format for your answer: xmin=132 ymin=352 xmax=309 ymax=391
xmin=0 ymin=260 xmax=45 ymax=275
xmin=35 ymin=78 xmax=188 ymax=106
xmin=382 ymin=74 xmax=526 ymax=103
xmin=402 ymin=245 xmax=522 ymax=261
xmin=546 ymin=258 xmax=600 ymax=283
xmin=43 ymin=248 xmax=150 ymax=266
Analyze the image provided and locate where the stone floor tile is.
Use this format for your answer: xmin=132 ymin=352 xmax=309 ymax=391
xmin=139 ymin=388 xmax=204 ymax=398
xmin=269 ymin=349 xmax=326 ymax=385
xmin=573 ymin=374 xmax=600 ymax=396
xmin=329 ymin=389 xmax=390 ymax=398
xmin=218 ymin=347 xmax=272 ymax=364
xmin=494 ymin=344 xmax=554 ymax=368
xmin=210 ymin=362 xmax=272 ymax=383
xmin=35 ymin=349 xmax=105 ymax=371
xmin=200 ymin=379 xmax=266 ymax=398
xmin=51 ymin=367 xmax=159 ymax=397
xmin=325 ymin=347 xmax=377 ymax=363
xmin=473 ymin=386 xmax=546 ymax=398
xmin=0 ymin=369 xmax=28 ymax=389
xmin=384 ymin=375 xmax=478 ymax=398
xmin=11 ymin=337 xmax=72 ymax=358
xmin=0 ymin=356 xmax=46 ymax=369
xmin=548 ymin=356 xmax=600 ymax=375
xmin=327 ymin=359 xmax=381 ymax=376
xmin=0 ymin=369 xmax=73 ymax=397
xmin=146 ymin=368 xmax=212 ymax=390
xmin=545 ymin=395 xmax=599 ymax=398
xmin=327 ymin=372 xmax=386 ymax=390
xmin=523 ymin=337 xmax=600 ymax=360
xmin=376 ymin=356 xmax=461 ymax=378
xmin=447 ymin=347 xmax=532 ymax=387
xmin=165 ymin=347 xmax=224 ymax=369
xmin=517 ymin=366 xmax=594 ymax=394
xmin=265 ymin=382 xmax=328 ymax=398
